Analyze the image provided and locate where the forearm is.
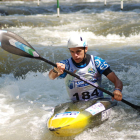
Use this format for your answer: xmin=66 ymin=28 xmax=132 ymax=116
xmin=49 ymin=69 xmax=61 ymax=80
xmin=107 ymin=72 xmax=123 ymax=90
xmin=106 ymin=72 xmax=123 ymax=101
xmin=49 ymin=63 xmax=65 ymax=80
xmin=114 ymin=78 xmax=123 ymax=91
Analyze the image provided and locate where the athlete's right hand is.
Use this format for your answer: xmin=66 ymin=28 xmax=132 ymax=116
xmin=54 ymin=63 xmax=65 ymax=74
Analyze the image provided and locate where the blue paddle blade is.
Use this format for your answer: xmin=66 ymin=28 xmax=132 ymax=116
xmin=9 ymin=38 xmax=39 ymax=57
xmin=0 ymin=30 xmax=40 ymax=58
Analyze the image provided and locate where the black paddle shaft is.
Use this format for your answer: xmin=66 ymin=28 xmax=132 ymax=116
xmin=40 ymin=57 xmax=140 ymax=111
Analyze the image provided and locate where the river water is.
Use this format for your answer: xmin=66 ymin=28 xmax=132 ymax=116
xmin=0 ymin=0 xmax=140 ymax=139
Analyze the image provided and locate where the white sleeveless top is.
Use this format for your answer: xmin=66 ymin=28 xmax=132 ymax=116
xmin=65 ymin=55 xmax=103 ymax=101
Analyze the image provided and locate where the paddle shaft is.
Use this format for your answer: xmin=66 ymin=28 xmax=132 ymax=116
xmin=40 ymin=56 xmax=140 ymax=111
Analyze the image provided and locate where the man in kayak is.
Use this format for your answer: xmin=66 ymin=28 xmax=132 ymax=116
xmin=49 ymin=35 xmax=123 ymax=101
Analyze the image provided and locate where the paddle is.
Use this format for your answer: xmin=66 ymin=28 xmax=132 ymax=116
xmin=0 ymin=30 xmax=140 ymax=112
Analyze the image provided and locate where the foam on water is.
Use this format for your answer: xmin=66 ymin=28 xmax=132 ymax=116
xmin=0 ymin=72 xmax=70 ymax=140
xmin=7 ymin=26 xmax=140 ymax=49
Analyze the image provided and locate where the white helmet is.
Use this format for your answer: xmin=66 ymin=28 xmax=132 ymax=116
xmin=67 ymin=35 xmax=88 ymax=48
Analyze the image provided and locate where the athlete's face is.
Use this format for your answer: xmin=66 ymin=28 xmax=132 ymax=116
xmin=69 ymin=47 xmax=88 ymax=63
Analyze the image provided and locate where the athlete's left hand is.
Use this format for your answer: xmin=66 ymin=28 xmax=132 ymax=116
xmin=112 ymin=90 xmax=122 ymax=101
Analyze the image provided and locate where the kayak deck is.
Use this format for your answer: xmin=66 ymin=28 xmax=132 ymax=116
xmin=47 ymin=98 xmax=117 ymax=137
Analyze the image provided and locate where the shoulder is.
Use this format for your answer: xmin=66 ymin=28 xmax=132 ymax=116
xmin=94 ymin=56 xmax=107 ymax=65
xmin=94 ymin=56 xmax=110 ymax=74
xmin=60 ymin=59 xmax=70 ymax=70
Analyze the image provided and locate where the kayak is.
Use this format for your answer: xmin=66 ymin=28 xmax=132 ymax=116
xmin=47 ymin=97 xmax=117 ymax=137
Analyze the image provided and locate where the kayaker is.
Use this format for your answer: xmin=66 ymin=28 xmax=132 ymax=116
xmin=49 ymin=35 xmax=123 ymax=101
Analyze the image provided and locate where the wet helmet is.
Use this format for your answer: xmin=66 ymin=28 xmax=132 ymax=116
xmin=67 ymin=35 xmax=88 ymax=48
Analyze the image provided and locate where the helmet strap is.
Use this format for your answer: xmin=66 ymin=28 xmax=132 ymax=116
xmin=84 ymin=47 xmax=86 ymax=59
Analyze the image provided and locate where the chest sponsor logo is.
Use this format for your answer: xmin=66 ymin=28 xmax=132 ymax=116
xmin=88 ymin=68 xmax=95 ymax=74
xmin=68 ymin=79 xmax=96 ymax=89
